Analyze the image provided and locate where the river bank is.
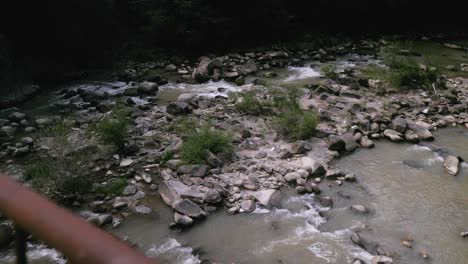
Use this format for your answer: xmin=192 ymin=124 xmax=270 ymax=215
xmin=0 ymin=36 xmax=467 ymax=263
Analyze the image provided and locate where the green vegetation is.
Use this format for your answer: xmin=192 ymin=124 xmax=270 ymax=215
xmin=273 ymin=108 xmax=318 ymax=140
xmin=24 ymin=120 xmax=95 ymax=198
xmin=321 ymin=65 xmax=339 ymax=80
xmin=362 ymin=44 xmax=443 ymax=89
xmin=234 ymin=89 xmax=270 ymax=116
xmin=95 ymin=107 xmax=129 ymax=149
xmin=97 ymin=178 xmax=128 ymax=195
xmin=181 ymin=124 xmax=233 ymax=164
xmin=160 ymin=150 xmax=175 ymax=164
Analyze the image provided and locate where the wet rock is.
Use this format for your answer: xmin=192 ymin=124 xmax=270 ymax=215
xmin=122 ymin=185 xmax=137 ymax=196
xmin=13 ymin=146 xmax=30 ymax=157
xmin=174 ymin=199 xmax=206 ymax=218
xmin=178 ymin=164 xmax=210 ymax=177
xmin=8 ymin=112 xmax=26 ymax=121
xmin=460 ymin=231 xmax=468 ymax=237
xmin=141 ymin=173 xmax=153 ymax=184
xmin=97 ymin=214 xmax=113 ymax=227
xmin=20 ymin=137 xmax=34 ymax=146
xmin=204 ymin=189 xmax=222 ymax=204
xmin=350 ymin=205 xmax=368 ymax=214
xmin=315 ymin=196 xmax=333 ymax=207
xmin=443 ymin=43 xmax=463 ymax=50
xmin=206 ymin=151 xmax=223 ymax=167
xmin=166 ymin=102 xmax=193 ymax=115
xmin=112 ymin=201 xmax=127 ymax=210
xmin=391 ymin=117 xmax=407 ymax=133
xmin=240 ymin=60 xmax=258 ymax=75
xmin=371 ymin=255 xmax=393 ymax=264
xmin=443 ymin=155 xmax=460 ymax=176
xmin=285 ymin=172 xmax=301 ymax=183
xmin=400 ymin=240 xmax=412 ymax=248
xmin=165 ymin=64 xmax=177 ymax=71
xmin=165 ymin=159 xmax=183 ymax=170
xmin=253 ymin=189 xmax=281 ymax=208
xmin=35 ymin=118 xmax=53 ymax=127
xmin=383 ymin=129 xmax=403 ymax=142
xmin=174 ymin=212 xmax=194 ymax=226
xmin=407 ymin=121 xmax=433 ymax=140
xmin=352 ymin=259 xmax=365 ymax=264
xmin=137 ymin=81 xmax=158 ymax=95
xmin=290 ymin=141 xmax=308 ymax=154
xmin=0 ymin=225 xmax=14 ymax=249
xmin=360 ymin=136 xmax=374 ymax=148
xmin=404 ymin=130 xmax=420 ymax=143
xmin=328 ymin=135 xmax=345 ymax=151
xmin=119 ymin=158 xmax=135 ymax=167
xmin=342 ymin=133 xmax=358 ymax=152
xmin=133 ymin=205 xmax=152 ymax=215
xmin=240 ymin=199 xmax=256 ymax=213
xmin=159 ymin=180 xmax=204 ymax=207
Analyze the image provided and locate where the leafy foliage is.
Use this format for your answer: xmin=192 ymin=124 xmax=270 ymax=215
xmin=273 ymin=108 xmax=318 ymax=140
xmin=181 ymin=124 xmax=233 ymax=164
xmin=96 ymin=107 xmax=129 ymax=149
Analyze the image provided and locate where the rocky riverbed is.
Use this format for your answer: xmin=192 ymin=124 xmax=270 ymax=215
xmin=0 ymin=37 xmax=467 ymax=263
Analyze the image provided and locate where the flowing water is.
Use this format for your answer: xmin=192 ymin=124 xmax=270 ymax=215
xmin=1 ymin=46 xmax=468 ymax=263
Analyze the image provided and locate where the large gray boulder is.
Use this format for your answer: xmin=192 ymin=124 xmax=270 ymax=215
xmin=174 ymin=212 xmax=194 ymax=226
xmin=383 ymin=129 xmax=404 ymax=142
xmin=137 ymin=81 xmax=158 ymax=95
xmin=159 ymin=180 xmax=205 ymax=207
xmin=443 ymin=155 xmax=460 ymax=176
xmin=177 ymin=164 xmax=210 ymax=177
xmin=253 ymin=189 xmax=281 ymax=208
xmin=391 ymin=117 xmax=407 ymax=133
xmin=174 ymin=199 xmax=206 ymax=218
xmin=407 ymin=121 xmax=433 ymax=140
xmin=342 ymin=133 xmax=358 ymax=152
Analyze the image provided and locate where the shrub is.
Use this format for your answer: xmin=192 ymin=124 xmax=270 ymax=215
xmin=97 ymin=178 xmax=127 ymax=195
xmin=234 ymin=90 xmax=268 ymax=116
xmin=273 ymin=107 xmax=318 ymax=140
xmin=181 ymin=124 xmax=233 ymax=164
xmin=24 ymin=159 xmax=54 ymax=188
xmin=160 ymin=150 xmax=175 ymax=164
xmin=321 ymin=65 xmax=339 ymax=80
xmin=96 ymin=108 xmax=129 ymax=149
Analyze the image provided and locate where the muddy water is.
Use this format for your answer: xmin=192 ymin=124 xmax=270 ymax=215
xmin=333 ymin=127 xmax=468 ymax=263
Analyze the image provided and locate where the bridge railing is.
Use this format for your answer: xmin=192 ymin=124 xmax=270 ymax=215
xmin=0 ymin=174 xmax=158 ymax=264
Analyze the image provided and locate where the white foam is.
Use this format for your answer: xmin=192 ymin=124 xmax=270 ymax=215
xmin=159 ymin=80 xmax=251 ymax=98
xmin=0 ymin=244 xmax=65 ymax=264
xmin=284 ymin=66 xmax=321 ymax=82
xmin=147 ymin=238 xmax=201 ymax=264
xmin=307 ymin=242 xmax=337 ymax=263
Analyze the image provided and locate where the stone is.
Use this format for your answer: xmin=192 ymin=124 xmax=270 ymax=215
xmin=295 ymin=186 xmax=307 ymax=194
xmin=407 ymin=121 xmax=433 ymax=140
xmin=97 ymin=214 xmax=113 ymax=227
xmin=350 ymin=232 xmax=363 ymax=247
xmin=174 ymin=212 xmax=194 ymax=226
xmin=8 ymin=112 xmax=26 ymax=121
xmin=342 ymin=133 xmax=358 ymax=152
xmin=20 ymin=137 xmax=34 ymax=146
xmin=112 ymin=201 xmax=127 ymax=210
xmin=240 ymin=199 xmax=256 ymax=213
xmin=315 ymin=196 xmax=333 ymax=207
xmin=13 ymin=146 xmax=30 ymax=157
xmin=158 ymin=180 xmax=205 ymax=207
xmin=174 ymin=199 xmax=206 ymax=218
xmin=206 ymin=151 xmax=223 ymax=167
xmin=360 ymin=136 xmax=374 ymax=148
xmin=165 ymin=64 xmax=177 ymax=71
xmin=443 ymin=155 xmax=460 ymax=176
xmin=134 ymin=205 xmax=152 ymax=215
xmin=141 ymin=173 xmax=153 ymax=184
xmin=137 ymin=81 xmax=158 ymax=95
xmin=306 ymin=182 xmax=321 ymax=194
xmin=352 ymin=259 xmax=365 ymax=264
xmin=204 ymin=189 xmax=222 ymax=204
xmin=122 ymin=185 xmax=137 ymax=196
xmin=460 ymin=231 xmax=468 ymax=237
xmin=253 ymin=189 xmax=281 ymax=208
xmin=371 ymin=255 xmax=393 ymax=264
xmin=391 ymin=117 xmax=407 ymax=133
xmin=166 ymin=102 xmax=193 ymax=115
xmin=404 ymin=130 xmax=420 ymax=143
xmin=443 ymin=43 xmax=463 ymax=50
xmin=285 ymin=172 xmax=301 ymax=183
xmin=290 ymin=141 xmax=308 ymax=154
xmin=240 ymin=60 xmax=258 ymax=75
xmin=35 ymin=118 xmax=53 ymax=127
xmin=119 ymin=158 xmax=135 ymax=167
xmin=178 ymin=164 xmax=210 ymax=177
xmin=328 ymin=135 xmax=345 ymax=151
xmin=350 ymin=205 xmax=368 ymax=214
xmin=383 ymin=129 xmax=403 ymax=142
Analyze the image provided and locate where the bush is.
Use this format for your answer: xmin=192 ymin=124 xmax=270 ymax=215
xmin=97 ymin=178 xmax=127 ymax=195
xmin=234 ymin=89 xmax=269 ymax=116
xmin=160 ymin=150 xmax=175 ymax=164
xmin=24 ymin=159 xmax=54 ymax=188
xmin=96 ymin=108 xmax=129 ymax=149
xmin=273 ymin=108 xmax=318 ymax=140
xmin=181 ymin=124 xmax=233 ymax=164
xmin=321 ymin=65 xmax=339 ymax=80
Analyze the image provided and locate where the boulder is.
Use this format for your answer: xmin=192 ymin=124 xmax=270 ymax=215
xmin=240 ymin=60 xmax=258 ymax=75
xmin=290 ymin=141 xmax=308 ymax=154
xmin=119 ymin=158 xmax=135 ymax=167
xmin=391 ymin=117 xmax=407 ymax=133
xmin=315 ymin=196 xmax=333 ymax=207
xmin=407 ymin=121 xmax=433 ymax=140
xmin=240 ymin=199 xmax=256 ymax=213
xmin=404 ymin=130 xmax=420 ymax=143
xmin=174 ymin=212 xmax=194 ymax=226
xmin=253 ymin=189 xmax=281 ymax=208
xmin=285 ymin=172 xmax=301 ymax=183
xmin=177 ymin=164 xmax=210 ymax=177
xmin=443 ymin=155 xmax=460 ymax=176
xmin=342 ymin=133 xmax=358 ymax=152
xmin=360 ymin=136 xmax=374 ymax=148
xmin=372 ymin=256 xmax=393 ymax=264
xmin=328 ymin=135 xmax=345 ymax=151
xmin=8 ymin=112 xmax=26 ymax=121
xmin=159 ymin=180 xmax=205 ymax=207
xmin=383 ymin=129 xmax=404 ymax=142
xmin=203 ymin=189 xmax=222 ymax=204
xmin=192 ymin=57 xmax=212 ymax=82
xmin=122 ymin=185 xmax=137 ymax=196
xmin=350 ymin=204 xmax=368 ymax=214
xmin=166 ymin=102 xmax=193 ymax=115
xmin=206 ymin=151 xmax=223 ymax=167
xmin=137 ymin=81 xmax=158 ymax=95
xmin=174 ymin=199 xmax=206 ymax=218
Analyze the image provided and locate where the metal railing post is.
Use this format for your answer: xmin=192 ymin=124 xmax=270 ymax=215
xmin=15 ymin=225 xmax=27 ymax=264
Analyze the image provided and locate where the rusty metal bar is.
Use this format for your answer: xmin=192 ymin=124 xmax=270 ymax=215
xmin=0 ymin=174 xmax=157 ymax=264
xmin=14 ymin=225 xmax=27 ymax=264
